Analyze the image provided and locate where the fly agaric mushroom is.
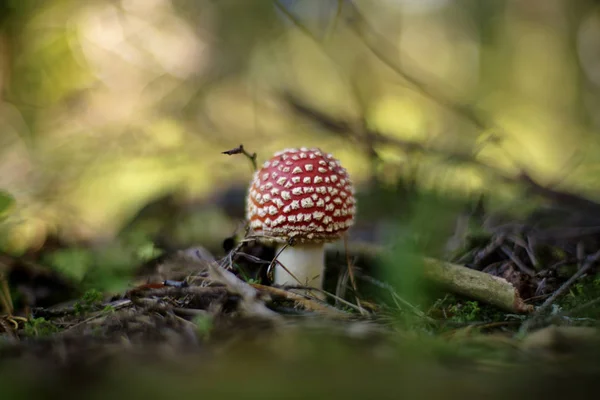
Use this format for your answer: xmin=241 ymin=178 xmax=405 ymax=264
xmin=246 ymin=147 xmax=356 ymax=297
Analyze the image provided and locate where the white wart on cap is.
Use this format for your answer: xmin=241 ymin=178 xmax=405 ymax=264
xmin=247 ymin=147 xmax=356 ymax=243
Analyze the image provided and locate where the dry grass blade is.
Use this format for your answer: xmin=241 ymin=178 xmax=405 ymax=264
xmin=267 ymin=241 xmax=303 ymax=286
xmin=359 ymin=274 xmax=435 ymax=323
xmin=336 ymin=241 xmax=532 ymax=314
xmin=251 ymin=284 xmax=352 ymax=319
xmin=343 ymin=235 xmax=366 ymax=315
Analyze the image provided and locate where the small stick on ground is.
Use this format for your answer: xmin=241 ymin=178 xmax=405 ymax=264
xmin=519 ymin=248 xmax=600 ymax=334
xmin=473 ymin=235 xmax=506 ymax=267
xmin=329 ymin=241 xmax=532 ymax=313
xmin=500 ymin=245 xmax=536 ymax=276
xmin=422 ymin=258 xmax=533 ymax=314
xmin=507 ymin=234 xmax=539 ymax=269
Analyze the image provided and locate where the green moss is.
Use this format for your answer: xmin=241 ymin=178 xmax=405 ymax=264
xmin=429 ymin=295 xmax=507 ymax=326
xmin=193 ymin=314 xmax=213 ymax=339
xmin=73 ymin=289 xmax=104 ymax=316
xmin=448 ymin=301 xmax=481 ymax=323
xmin=44 ymin=248 xmax=93 ymax=283
xmin=556 ymin=264 xmax=578 ymax=279
xmin=23 ymin=317 xmax=59 ymax=337
xmin=0 ymin=190 xmax=15 ymax=221
xmin=558 ymin=274 xmax=600 ymax=318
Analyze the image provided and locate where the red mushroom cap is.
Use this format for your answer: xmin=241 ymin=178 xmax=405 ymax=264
xmin=247 ymin=147 xmax=356 ymax=243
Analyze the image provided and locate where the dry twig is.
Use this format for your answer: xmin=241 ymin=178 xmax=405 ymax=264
xmin=500 ymin=245 xmax=536 ymax=277
xmin=251 ymin=283 xmax=352 ymax=319
xmin=519 ymin=249 xmax=600 ymax=334
xmin=207 ymin=258 xmax=281 ymax=320
xmin=423 ymin=258 xmax=533 ymax=314
xmin=222 ymin=144 xmax=258 ymax=172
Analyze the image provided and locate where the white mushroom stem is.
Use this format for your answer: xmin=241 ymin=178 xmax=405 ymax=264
xmin=273 ymin=242 xmax=326 ymax=299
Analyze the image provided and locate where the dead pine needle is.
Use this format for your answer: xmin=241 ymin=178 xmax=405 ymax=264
xmin=343 ymin=234 xmax=367 ymax=315
xmin=266 ymin=240 xmax=308 ymax=289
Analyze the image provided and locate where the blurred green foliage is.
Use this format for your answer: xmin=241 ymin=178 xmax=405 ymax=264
xmin=0 ymin=0 xmax=598 ymax=258
xmin=559 ymin=275 xmax=600 ymax=320
xmin=2 ymin=325 xmax=598 ymax=399
xmin=0 ymin=191 xmax=14 ymax=220
xmin=378 ymin=189 xmax=465 ymax=313
xmin=42 ymin=241 xmax=145 ymax=293
xmin=45 ymin=248 xmax=93 ymax=282
xmin=193 ymin=313 xmax=214 ymax=339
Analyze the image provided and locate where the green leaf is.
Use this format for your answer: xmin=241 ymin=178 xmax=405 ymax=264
xmin=45 ymin=248 xmax=93 ymax=282
xmin=0 ymin=190 xmax=15 ymax=219
xmin=135 ymin=241 xmax=164 ymax=263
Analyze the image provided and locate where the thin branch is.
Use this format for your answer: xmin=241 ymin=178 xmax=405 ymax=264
xmin=519 ymin=249 xmax=600 ymax=334
xmin=325 ymin=0 xmax=345 ymax=40
xmin=500 ymin=245 xmax=536 ymax=277
xmin=539 ymin=249 xmax=600 ymax=313
xmin=273 ymin=0 xmax=320 ymax=42
xmin=221 ymin=144 xmax=258 ymax=172
xmin=343 ymin=0 xmax=493 ymax=132
xmin=282 ymin=92 xmax=600 ymax=215
xmin=272 ymin=0 xmax=600 ymax=214
xmin=274 ymin=0 xmax=385 ymax=182
xmin=277 ymin=1 xmax=598 ymax=207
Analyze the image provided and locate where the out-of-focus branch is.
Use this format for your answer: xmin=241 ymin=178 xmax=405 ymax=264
xmin=342 ymin=1 xmax=494 ymax=132
xmin=273 ymin=1 xmax=600 ymax=215
xmin=282 ymin=91 xmax=503 ymax=174
xmin=273 ymin=1 xmax=320 ymax=42
xmin=325 ymin=0 xmax=345 ymax=40
xmin=281 ymin=92 xmax=600 ymax=215
xmin=273 ymin=0 xmax=500 ymax=159
xmin=273 ymin=0 xmax=383 ymax=183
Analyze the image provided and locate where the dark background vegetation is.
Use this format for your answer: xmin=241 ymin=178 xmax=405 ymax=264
xmin=2 ymin=0 xmax=600 ymax=398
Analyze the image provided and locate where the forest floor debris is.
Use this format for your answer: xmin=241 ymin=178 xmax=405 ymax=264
xmin=0 ymin=206 xmax=600 ymax=391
